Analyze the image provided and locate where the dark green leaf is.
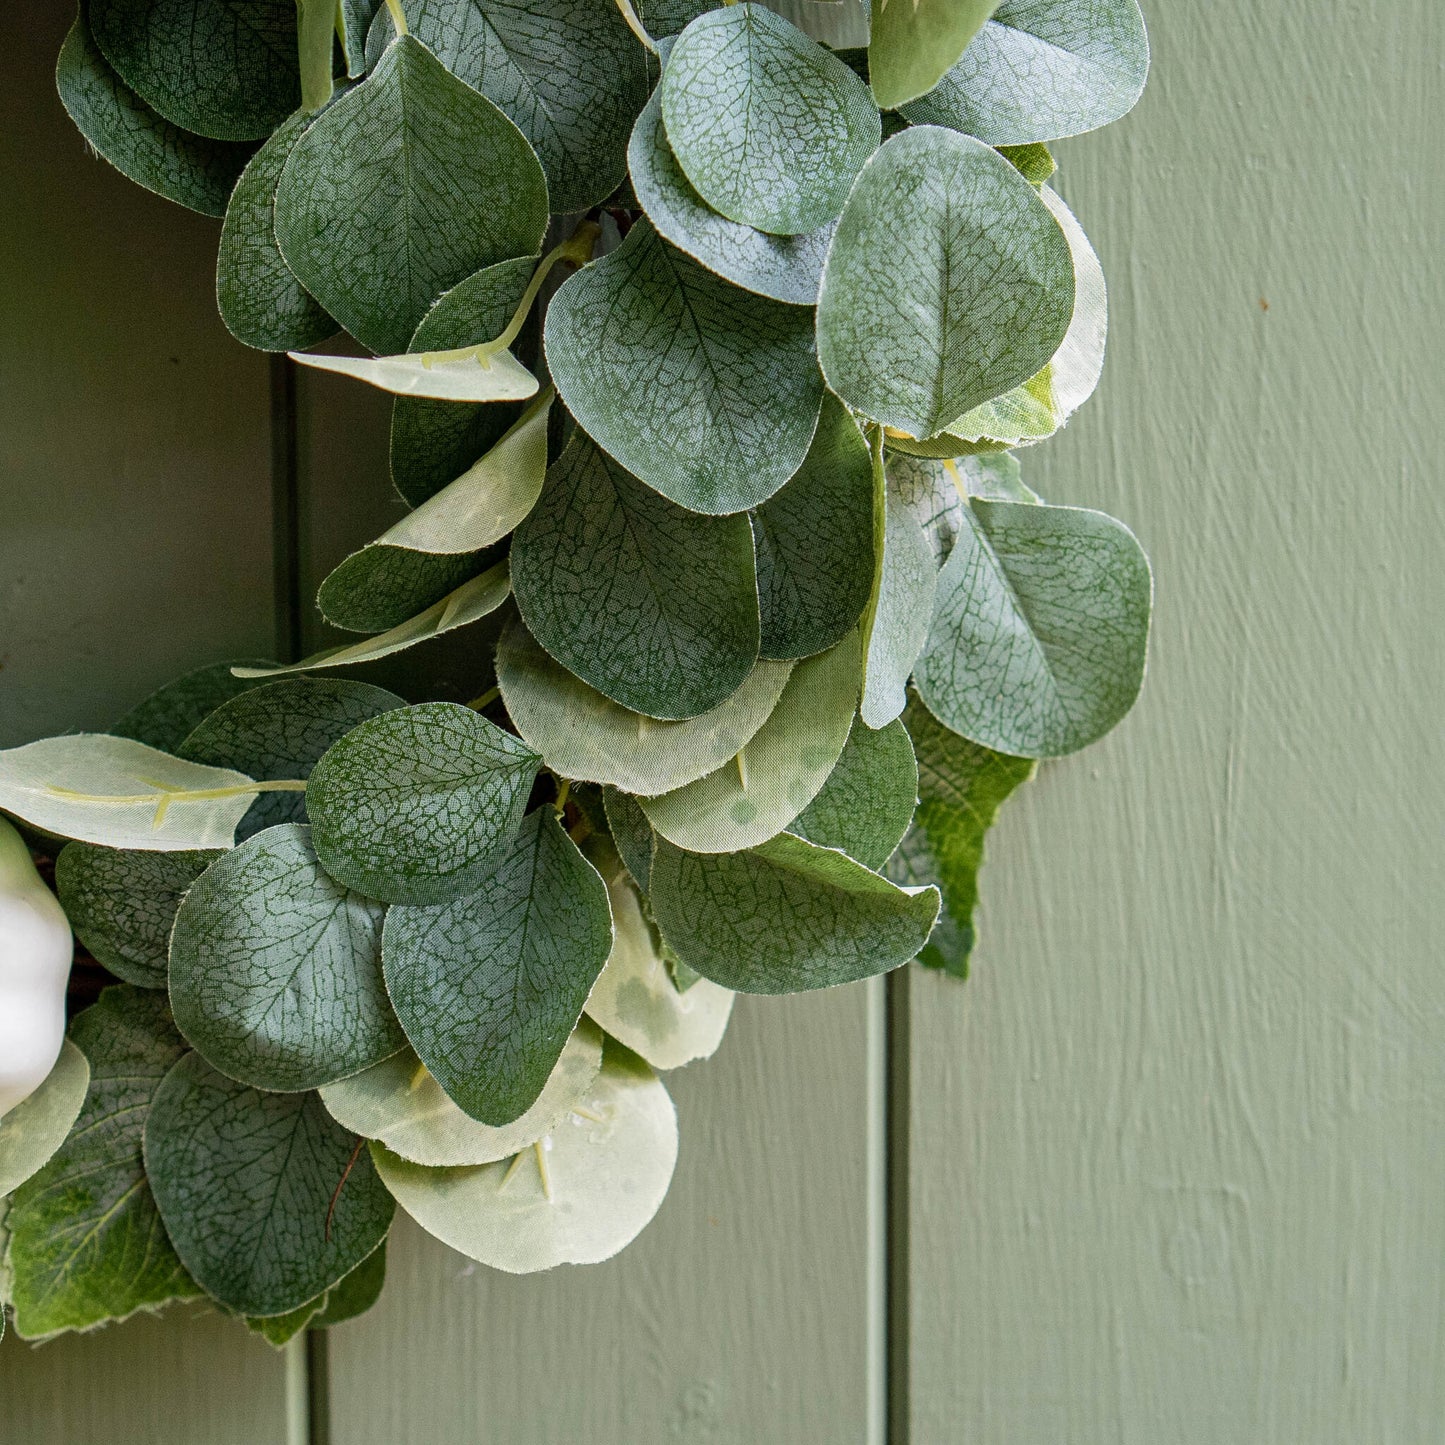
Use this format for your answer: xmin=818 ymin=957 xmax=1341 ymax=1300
xmin=382 ymin=808 xmax=613 ymax=1125
xmin=0 ymin=1042 xmax=90 ymax=1199
xmin=145 ymin=1052 xmax=394 ymax=1316
xmin=169 ymin=824 xmax=402 ymax=1091
xmin=306 ymin=702 xmax=542 ymax=904
xmin=544 ymin=218 xmax=823 ymax=515
xmin=867 ymin=0 xmax=997 ymax=109
xmin=339 ymin=0 xmax=382 ymax=74
xmin=245 ymin=1292 xmax=329 ymax=1347
xmin=110 ymin=659 xmax=278 ymax=752
xmin=274 ymin=34 xmax=548 ymax=355
xmin=602 ymin=787 xmax=655 ymax=894
xmin=318 ymin=544 xmax=495 ymax=634
xmin=308 ymin=1238 xmax=387 ymax=1327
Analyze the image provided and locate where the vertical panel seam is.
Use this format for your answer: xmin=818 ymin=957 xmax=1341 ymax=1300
xmin=887 ymin=967 xmax=912 ymax=1445
xmin=269 ymin=354 xmax=303 ymax=665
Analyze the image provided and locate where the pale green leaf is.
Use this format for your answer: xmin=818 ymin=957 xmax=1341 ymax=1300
xmin=296 ymin=0 xmax=336 ymax=111
xmin=274 ymin=34 xmax=548 ymax=355
xmin=915 ymin=499 xmax=1151 ymax=756
xmin=110 ymin=660 xmax=278 ymax=751
xmin=56 ymin=11 xmax=253 ymax=218
xmin=497 ymin=620 xmax=793 ymax=796
xmin=371 ymin=1043 xmax=677 ymax=1272
xmin=641 ymin=631 xmax=860 ymax=853
xmin=307 ymin=702 xmax=542 ymax=904
xmin=169 ymin=824 xmax=403 ymax=1092
xmin=512 ymin=431 xmax=760 ymax=719
xmin=145 ymin=1052 xmax=394 ymax=1316
xmin=55 ymin=843 xmax=219 ymax=988
xmin=544 ymin=218 xmax=823 ymax=515
xmin=884 ymin=451 xmax=964 ymax=567
xmin=291 ymin=345 xmax=537 ymax=402
xmin=317 ymin=543 xmax=494 ymax=634
xmin=651 ymin=831 xmax=940 ymax=993
xmin=383 ymin=809 xmax=613 ymax=1126
xmin=320 ymin=1024 xmax=603 ymax=1167
xmin=339 ymin=0 xmax=381 ymax=74
xmin=0 ymin=1043 xmax=89 ymax=1199
xmin=817 ymin=126 xmax=1074 ymax=440
xmin=900 ymin=0 xmax=1149 ymax=145
xmin=868 ymin=0 xmax=997 ymax=109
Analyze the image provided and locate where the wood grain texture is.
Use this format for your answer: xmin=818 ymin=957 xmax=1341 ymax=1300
xmin=907 ymin=0 xmax=1445 ymax=1440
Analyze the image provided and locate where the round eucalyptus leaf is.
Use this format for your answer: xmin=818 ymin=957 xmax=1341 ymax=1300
xmin=602 ymin=787 xmax=656 ymax=894
xmin=660 ymin=5 xmax=879 ymax=236
xmin=145 ymin=1052 xmax=395 ymax=1318
xmin=275 ymin=34 xmax=549 ymax=356
xmin=512 ymin=431 xmax=760 ymax=720
xmin=307 ymin=702 xmax=542 ymax=905
xmin=89 ymin=0 xmax=300 ymax=141
xmin=582 ymin=838 xmax=733 ymax=1071
xmin=320 ymin=1023 xmax=604 ymax=1168
xmin=885 ymin=452 xmax=965 ymax=569
xmin=371 ymin=1044 xmax=678 ymax=1273
xmin=496 ymin=620 xmax=794 ymax=797
xmin=628 ymin=82 xmax=834 ymax=305
xmin=651 ymin=832 xmax=940 ymax=993
xmin=169 ymin=824 xmax=403 ymax=1092
xmin=640 ymin=630 xmax=860 ymax=854
xmin=382 ymin=809 xmax=613 ymax=1127
xmin=900 ymin=0 xmax=1149 ymax=146
xmin=0 ymin=1041 xmax=89 ymax=1197
xmin=817 ymin=126 xmax=1074 ymax=441
xmin=56 ymin=12 xmax=254 ymax=218
xmin=217 ymin=107 xmax=337 ymax=352
xmin=318 ymin=544 xmax=496 ymax=634
xmin=110 ymin=660 xmax=278 ymax=752
xmin=752 ymin=393 xmax=875 ymax=661
xmin=790 ymin=716 xmax=917 ymax=872
xmin=308 ymin=1238 xmax=388 ymax=1328
xmin=915 ymin=499 xmax=1152 ymax=757
xmin=544 ymin=218 xmax=823 ymax=515
xmin=177 ymin=677 xmax=404 ymax=839
xmin=866 ymin=0 xmax=996 ymax=110
xmin=56 ymin=843 xmax=219 ymax=988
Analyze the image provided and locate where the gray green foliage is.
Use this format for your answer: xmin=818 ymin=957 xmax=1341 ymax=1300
xmin=109 ymin=658 xmax=275 ymax=751
xmin=275 ymin=34 xmax=548 ymax=355
xmin=55 ymin=842 xmax=218 ymax=988
xmin=544 ymin=219 xmax=823 ymax=514
xmin=6 ymin=988 xmax=198 ymax=1338
xmin=318 ymin=543 xmax=496 ymax=634
xmin=307 ymin=702 xmax=542 ymax=904
xmin=603 ymin=787 xmax=656 ymax=894
xmin=169 ymin=824 xmax=403 ymax=1091
xmin=513 ymin=431 xmax=760 ymax=719
xmin=144 ymin=1052 xmax=394 ymax=1316
xmin=56 ymin=11 xmax=254 ymax=217
xmin=0 ymin=1042 xmax=89 ymax=1199
xmin=382 ymin=808 xmax=613 ymax=1125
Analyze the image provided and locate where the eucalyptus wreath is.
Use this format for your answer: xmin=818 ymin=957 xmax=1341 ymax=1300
xmin=0 ymin=0 xmax=1151 ymax=1343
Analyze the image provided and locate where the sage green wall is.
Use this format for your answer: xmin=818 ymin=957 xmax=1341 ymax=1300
xmin=3 ymin=0 xmax=1444 ymax=1440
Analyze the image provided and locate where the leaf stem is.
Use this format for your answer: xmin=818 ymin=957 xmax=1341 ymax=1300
xmin=383 ymin=0 xmax=408 ymax=36
xmin=46 ymin=779 xmax=308 ymax=805
xmin=553 ymin=778 xmax=572 ymax=816
xmin=612 ymin=0 xmax=658 ymax=53
xmin=326 ymin=1135 xmax=368 ymax=1242
xmin=466 ymin=686 xmax=501 ymax=711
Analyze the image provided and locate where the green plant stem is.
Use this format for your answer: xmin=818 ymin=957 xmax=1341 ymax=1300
xmin=612 ymin=0 xmax=658 ymax=53
xmin=47 ymin=779 xmax=308 ymax=806
xmin=467 ymin=686 xmax=501 ymax=711
xmin=383 ymin=0 xmax=409 ymax=37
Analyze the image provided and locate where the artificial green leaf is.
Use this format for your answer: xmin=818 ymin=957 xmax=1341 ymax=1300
xmin=660 ymin=5 xmax=879 ymax=235
xmin=915 ymin=498 xmax=1151 ymax=756
xmin=246 ymin=1292 xmax=329 ymax=1347
xmin=383 ymin=809 xmax=613 ymax=1125
xmin=602 ymin=787 xmax=655 ymax=893
xmin=89 ymin=0 xmax=300 ymax=140
xmin=636 ymin=0 xmax=713 ymax=38
xmin=959 ymin=452 xmax=1040 ymax=504
xmin=110 ymin=659 xmax=277 ymax=751
xmin=887 ymin=693 xmax=1033 ymax=977
xmin=317 ymin=542 xmax=495 ymax=634
xmin=998 ymin=141 xmax=1056 ymax=185
xmin=291 ymin=345 xmax=537 ymax=402
xmin=177 ymin=677 xmax=403 ymax=838
xmin=513 ymin=431 xmax=760 ymax=719
xmin=790 ymin=716 xmax=917 ymax=871
xmin=651 ymin=832 xmax=939 ymax=993
xmin=900 ymin=0 xmax=1149 ymax=145
xmin=216 ymin=106 xmax=337 ymax=351
xmin=7 ymin=988 xmax=198 ymax=1338
xmin=628 ymin=80 xmax=834 ymax=305
xmin=0 ymin=734 xmax=256 ymax=850
xmin=320 ymin=1024 xmax=603 ymax=1167
xmin=879 ymin=427 xmax=1009 ymax=461
xmin=867 ymin=0 xmax=997 ymax=109
xmin=0 ymin=1043 xmax=89 ymax=1198
xmin=55 ymin=843 xmax=218 ymax=988
xmin=544 ymin=219 xmax=823 ymax=515
xmin=640 ymin=631 xmax=859 ymax=853
xmin=307 ymin=1238 xmax=387 ymax=1327
xmin=339 ymin=0 xmax=381 ymax=74
xmin=496 ymin=620 xmax=793 ymax=796
xmin=885 ymin=451 xmax=964 ymax=567
xmin=372 ymin=0 xmax=647 ymax=212
xmin=307 ymin=702 xmax=542 ymax=904
xmin=274 ymin=33 xmax=548 ymax=356
xmin=145 ymin=1052 xmax=394 ymax=1317
xmin=296 ymin=0 xmax=336 ymax=112
xmin=370 ymin=1043 xmax=677 ymax=1272
xmin=232 ymin=564 xmax=512 ymax=678
xmin=56 ymin=11 xmax=253 ymax=219
xmin=389 ymin=256 xmax=537 ymax=506
xmin=169 ymin=824 xmax=402 ymax=1092
xmin=582 ymin=836 xmax=733 ymax=1070
xmin=816 ymin=126 xmax=1074 ymax=440
xmin=752 ymin=393 xmax=875 ymax=660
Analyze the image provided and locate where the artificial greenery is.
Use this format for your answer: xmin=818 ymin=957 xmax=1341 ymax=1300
xmin=0 ymin=0 xmax=1152 ymax=1342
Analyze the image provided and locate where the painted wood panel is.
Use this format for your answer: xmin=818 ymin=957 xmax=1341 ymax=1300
xmin=906 ymin=1 xmax=1445 ymax=1440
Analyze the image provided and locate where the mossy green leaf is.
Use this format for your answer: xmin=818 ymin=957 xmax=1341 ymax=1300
xmin=308 ymin=1238 xmax=387 ymax=1327
xmin=0 ymin=1042 xmax=89 ymax=1198
xmin=318 ymin=543 xmax=496 ymax=634
xmin=339 ymin=0 xmax=382 ymax=74
xmin=110 ymin=659 xmax=278 ymax=751
xmin=602 ymin=787 xmax=656 ymax=894
xmin=382 ymin=809 xmax=613 ymax=1126
xmin=867 ymin=0 xmax=997 ymax=110
xmin=296 ymin=0 xmax=336 ymax=112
